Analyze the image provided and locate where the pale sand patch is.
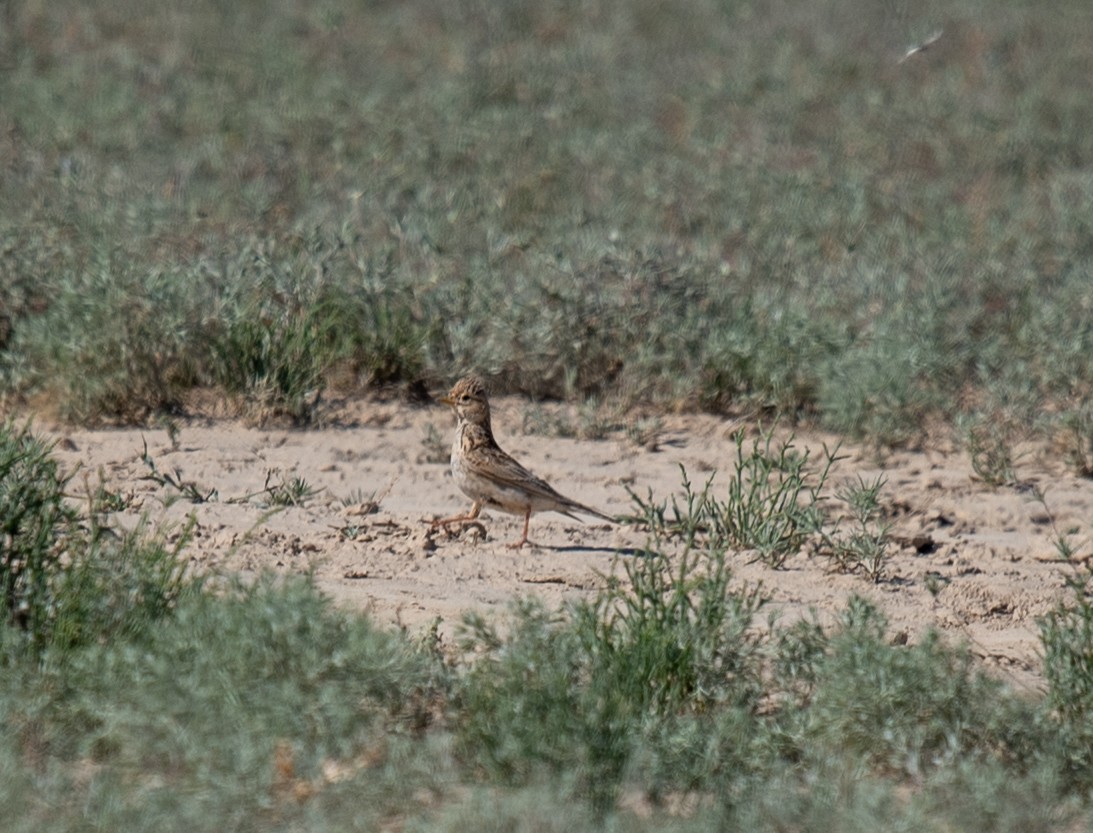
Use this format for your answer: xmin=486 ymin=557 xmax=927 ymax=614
xmin=38 ymin=395 xmax=1091 ymax=694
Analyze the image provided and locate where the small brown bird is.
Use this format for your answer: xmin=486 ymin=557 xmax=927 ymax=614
xmin=432 ymin=376 xmax=614 ymax=548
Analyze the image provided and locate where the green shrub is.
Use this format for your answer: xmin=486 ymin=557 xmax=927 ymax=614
xmin=209 ymin=307 xmax=327 ymax=423
xmin=49 ymin=518 xmax=198 ymax=651
xmin=789 ymin=597 xmax=1040 ymax=778
xmin=456 ymin=599 xmax=621 ymax=794
xmin=455 ymin=542 xmax=766 ymax=809
xmin=0 ymin=421 xmax=75 ymax=646
xmin=202 ymin=233 xmax=430 ymax=422
xmin=577 ymin=547 xmax=766 ymax=715
xmin=1039 ymin=561 xmax=1093 ymax=788
xmin=3 ymin=262 xmax=204 ymax=423
xmin=2 ymin=575 xmax=448 ymax=832
xmin=0 ymin=421 xmax=199 ymax=656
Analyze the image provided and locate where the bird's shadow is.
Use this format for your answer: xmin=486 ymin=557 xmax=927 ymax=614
xmin=534 ymin=544 xmax=649 ymax=557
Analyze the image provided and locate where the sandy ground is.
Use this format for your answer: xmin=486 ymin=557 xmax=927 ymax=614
xmin=39 ymin=394 xmax=1093 ymax=694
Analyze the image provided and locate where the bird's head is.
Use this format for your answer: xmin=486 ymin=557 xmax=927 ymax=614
xmin=440 ymin=375 xmax=491 ymax=425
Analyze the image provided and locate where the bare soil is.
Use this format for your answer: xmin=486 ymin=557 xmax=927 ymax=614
xmin=41 ymin=395 xmax=1093 ymax=694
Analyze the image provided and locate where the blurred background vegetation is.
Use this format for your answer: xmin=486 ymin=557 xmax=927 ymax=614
xmin=0 ymin=0 xmax=1091 ymax=450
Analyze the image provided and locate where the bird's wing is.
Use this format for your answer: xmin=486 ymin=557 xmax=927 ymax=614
xmin=465 ymin=445 xmax=614 ymax=522
xmin=464 ymin=444 xmax=567 ymax=501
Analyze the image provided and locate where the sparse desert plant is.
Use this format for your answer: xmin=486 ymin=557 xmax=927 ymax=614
xmin=819 ymin=474 xmax=893 ymax=582
xmin=340 ymin=487 xmax=382 ymax=512
xmin=626 ymin=432 xmax=839 ymax=568
xmin=456 ymin=541 xmax=767 ymax=809
xmin=1039 ymin=584 xmax=1093 ymax=787
xmin=817 ymin=333 xmax=941 ymax=447
xmin=707 ymin=431 xmax=837 ymax=567
xmin=519 ymin=404 xmax=567 ymax=439
xmin=308 ymin=277 xmax=428 ymax=388
xmin=625 ymin=463 xmax=716 ymax=549
xmin=262 ymin=470 xmax=321 ymax=507
xmin=87 ymin=476 xmax=129 ymax=514
xmin=625 ymin=415 xmax=664 ymax=451
xmin=961 ymin=415 xmax=1019 ymax=486
xmin=4 ymin=574 xmax=447 ymax=831
xmin=772 ymin=615 xmax=831 ymax=707
xmin=1 ymin=262 xmax=204 ymax=423
xmin=140 ymin=437 xmax=218 ymax=504
xmin=698 ymin=300 xmax=844 ymax=417
xmin=521 ymin=401 xmax=612 ymax=441
xmin=579 ymin=545 xmax=768 ymax=715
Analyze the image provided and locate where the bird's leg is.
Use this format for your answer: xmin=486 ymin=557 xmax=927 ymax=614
xmin=506 ymin=509 xmax=532 ymax=549
xmin=431 ymin=501 xmax=482 ymax=528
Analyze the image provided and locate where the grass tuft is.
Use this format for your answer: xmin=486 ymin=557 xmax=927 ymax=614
xmin=626 ymin=432 xmax=839 ymax=568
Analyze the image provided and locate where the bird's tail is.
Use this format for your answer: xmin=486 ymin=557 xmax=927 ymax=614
xmin=565 ymin=501 xmax=615 ymax=524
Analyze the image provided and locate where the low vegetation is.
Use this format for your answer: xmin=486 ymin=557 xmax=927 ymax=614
xmin=2 ymin=421 xmax=1093 ymax=830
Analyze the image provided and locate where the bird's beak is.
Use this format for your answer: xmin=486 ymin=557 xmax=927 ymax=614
xmin=439 ymin=395 xmax=454 ymax=407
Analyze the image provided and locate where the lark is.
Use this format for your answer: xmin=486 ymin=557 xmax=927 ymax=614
xmin=432 ymin=376 xmax=613 ymax=548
